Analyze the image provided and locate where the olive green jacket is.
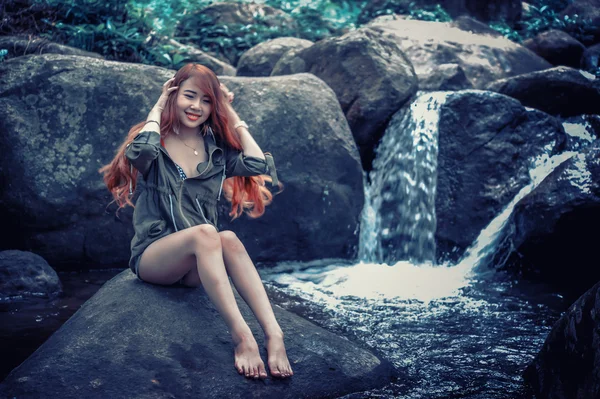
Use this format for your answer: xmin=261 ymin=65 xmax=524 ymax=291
xmin=125 ymin=129 xmax=278 ymax=274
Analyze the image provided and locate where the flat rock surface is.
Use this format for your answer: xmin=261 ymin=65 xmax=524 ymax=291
xmin=0 ymin=271 xmax=397 ymax=398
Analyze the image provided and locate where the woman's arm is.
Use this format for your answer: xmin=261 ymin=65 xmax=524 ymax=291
xmin=221 ymin=84 xmax=265 ymax=160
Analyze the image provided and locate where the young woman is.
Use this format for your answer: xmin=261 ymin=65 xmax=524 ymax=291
xmin=100 ymin=63 xmax=292 ymax=379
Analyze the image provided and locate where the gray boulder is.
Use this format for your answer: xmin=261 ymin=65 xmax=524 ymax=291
xmin=0 ymin=35 xmax=102 ymax=62
xmin=366 ymin=16 xmax=552 ymax=90
xmin=490 ymin=140 xmax=600 ymax=294
xmin=272 ymin=27 xmax=418 ymax=170
xmin=163 ymin=38 xmax=236 ymax=76
xmin=523 ymin=278 xmax=600 ymax=399
xmin=0 ymin=250 xmax=62 ymax=300
xmin=435 ymin=90 xmax=566 ymax=262
xmin=219 ymin=74 xmax=364 ymax=262
xmin=418 ymin=63 xmax=473 ymax=91
xmin=0 ymin=271 xmax=397 ymax=398
xmin=0 ymin=54 xmax=363 ymax=270
xmin=237 ymin=37 xmax=313 ymax=77
xmin=522 ymin=29 xmax=586 ymax=69
xmin=485 ymin=66 xmax=600 ymax=117
xmin=581 ymin=43 xmax=600 ymax=74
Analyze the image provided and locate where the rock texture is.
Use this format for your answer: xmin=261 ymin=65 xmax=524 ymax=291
xmin=0 ymin=271 xmax=398 ymax=398
xmin=0 ymin=35 xmax=103 ymax=62
xmin=219 ymin=74 xmax=364 ymax=262
xmin=237 ymin=37 xmax=313 ymax=77
xmin=434 ymin=90 xmax=566 ymax=262
xmin=0 ymin=54 xmax=363 ymax=270
xmin=366 ymin=16 xmax=552 ymax=90
xmin=485 ymin=66 xmax=600 ymax=117
xmin=272 ymin=27 xmax=418 ymax=170
xmin=491 ymin=140 xmax=600 ymax=295
xmin=0 ymin=250 xmax=62 ymax=300
xmin=523 ymin=29 xmax=586 ymax=68
xmin=523 ymin=278 xmax=600 ymax=399
xmin=418 ymin=63 xmax=473 ymax=91
xmin=581 ymin=43 xmax=600 ymax=74
xmin=164 ymin=38 xmax=236 ymax=76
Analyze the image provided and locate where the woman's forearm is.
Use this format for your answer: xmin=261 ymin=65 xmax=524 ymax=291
xmin=226 ymin=104 xmax=265 ymax=159
xmin=144 ymin=106 xmax=163 ymax=135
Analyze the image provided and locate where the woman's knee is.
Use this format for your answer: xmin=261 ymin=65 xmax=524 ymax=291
xmin=190 ymin=224 xmax=221 ymax=252
xmin=219 ymin=230 xmax=246 ymax=255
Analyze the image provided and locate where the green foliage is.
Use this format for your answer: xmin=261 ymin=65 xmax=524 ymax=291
xmin=490 ymin=2 xmax=597 ymax=44
xmin=0 ymin=49 xmax=7 ymax=63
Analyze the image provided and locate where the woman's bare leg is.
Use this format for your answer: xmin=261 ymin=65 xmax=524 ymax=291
xmin=219 ymin=230 xmax=294 ymax=378
xmin=137 ymin=224 xmax=267 ymax=379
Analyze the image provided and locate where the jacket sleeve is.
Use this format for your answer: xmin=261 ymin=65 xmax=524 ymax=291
xmin=225 ymin=148 xmax=279 ymax=186
xmin=125 ymin=131 xmax=161 ymax=176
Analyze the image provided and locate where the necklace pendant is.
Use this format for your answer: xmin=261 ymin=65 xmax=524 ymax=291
xmin=194 ymin=150 xmax=198 ymax=156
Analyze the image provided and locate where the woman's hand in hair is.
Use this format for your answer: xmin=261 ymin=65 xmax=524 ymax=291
xmin=154 ymin=77 xmax=179 ymax=112
xmin=220 ymin=83 xmax=234 ymax=104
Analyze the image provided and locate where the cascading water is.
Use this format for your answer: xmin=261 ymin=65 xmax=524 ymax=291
xmin=359 ymin=92 xmax=448 ymax=264
xmin=259 ymin=93 xmax=596 ymax=398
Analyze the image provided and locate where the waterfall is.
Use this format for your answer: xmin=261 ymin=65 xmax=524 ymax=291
xmin=359 ymin=92 xmax=451 ymax=264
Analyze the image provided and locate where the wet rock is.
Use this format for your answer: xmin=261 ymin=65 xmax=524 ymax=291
xmin=366 ymin=16 xmax=552 ymax=90
xmin=175 ymin=3 xmax=298 ymax=65
xmin=0 ymin=35 xmax=103 ymax=61
xmin=490 ymin=140 xmax=600 ymax=296
xmin=562 ymin=114 xmax=600 ymax=150
xmin=0 ymin=271 xmax=398 ymax=398
xmin=581 ymin=43 xmax=600 ymax=74
xmin=0 ymin=54 xmax=363 ymax=269
xmin=237 ymin=37 xmax=313 ymax=77
xmin=435 ymin=90 xmax=566 ymax=262
xmin=523 ymin=277 xmax=600 ymax=398
xmin=522 ymin=29 xmax=586 ymax=68
xmin=485 ymin=66 xmax=600 ymax=117
xmin=272 ymin=27 xmax=418 ymax=170
xmin=0 ymin=250 xmax=62 ymax=300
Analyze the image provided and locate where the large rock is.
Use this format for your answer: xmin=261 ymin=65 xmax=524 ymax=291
xmin=272 ymin=27 xmax=418 ymax=170
xmin=0 ymin=54 xmax=363 ymax=270
xmin=522 ymin=29 xmax=586 ymax=68
xmin=581 ymin=43 xmax=600 ymax=74
xmin=366 ymin=16 xmax=552 ymax=90
xmin=163 ymin=38 xmax=236 ymax=76
xmin=0 ymin=250 xmax=62 ymax=300
xmin=435 ymin=90 xmax=566 ymax=262
xmin=0 ymin=271 xmax=397 ymax=398
xmin=490 ymin=140 xmax=600 ymax=295
xmin=219 ymin=74 xmax=364 ymax=262
xmin=175 ymin=3 xmax=299 ymax=66
xmin=357 ymin=0 xmax=522 ymax=24
xmin=523 ymin=278 xmax=600 ymax=399
xmin=485 ymin=66 xmax=600 ymax=117
xmin=0 ymin=35 xmax=103 ymax=62
xmin=237 ymin=37 xmax=313 ymax=77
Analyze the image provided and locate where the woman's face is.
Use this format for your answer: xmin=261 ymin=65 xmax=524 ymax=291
xmin=175 ymin=78 xmax=212 ymax=131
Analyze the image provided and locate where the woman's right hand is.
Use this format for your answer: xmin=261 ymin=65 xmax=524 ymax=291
xmin=154 ymin=77 xmax=178 ymax=111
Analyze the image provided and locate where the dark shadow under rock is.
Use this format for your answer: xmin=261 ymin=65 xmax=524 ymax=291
xmin=0 ymin=271 xmax=397 ymax=398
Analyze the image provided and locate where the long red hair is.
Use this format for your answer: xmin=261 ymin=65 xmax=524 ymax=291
xmin=99 ymin=63 xmax=277 ymax=219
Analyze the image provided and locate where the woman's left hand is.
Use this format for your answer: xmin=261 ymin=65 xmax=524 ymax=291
xmin=220 ymin=83 xmax=234 ymax=103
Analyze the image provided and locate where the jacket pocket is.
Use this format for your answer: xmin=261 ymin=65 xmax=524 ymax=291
xmin=141 ymin=220 xmax=167 ymax=238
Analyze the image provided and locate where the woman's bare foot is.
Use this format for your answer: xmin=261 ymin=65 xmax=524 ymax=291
xmin=265 ymin=331 xmax=293 ymax=378
xmin=233 ymin=333 xmax=268 ymax=379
